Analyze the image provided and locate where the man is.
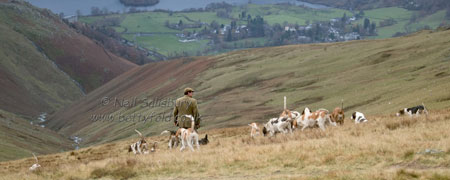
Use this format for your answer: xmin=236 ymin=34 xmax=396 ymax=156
xmin=173 ymin=88 xmax=200 ymax=129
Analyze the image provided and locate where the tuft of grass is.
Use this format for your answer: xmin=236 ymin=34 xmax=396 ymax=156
xmin=90 ymin=167 xmax=136 ymax=179
xmin=90 ymin=168 xmax=109 ymax=179
xmin=386 ymin=118 xmax=419 ymax=130
xmin=395 ymin=169 xmax=420 ymax=179
xmin=110 ymin=167 xmax=136 ymax=179
xmin=430 ymin=173 xmax=450 ymax=180
xmin=403 ymin=150 xmax=415 ymax=159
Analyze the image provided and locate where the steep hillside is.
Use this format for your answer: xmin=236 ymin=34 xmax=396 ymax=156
xmin=0 ymin=1 xmax=137 ymax=94
xmin=0 ymin=0 xmax=137 ymax=161
xmin=0 ymin=23 xmax=82 ymax=116
xmin=48 ymin=28 xmax=450 ymax=147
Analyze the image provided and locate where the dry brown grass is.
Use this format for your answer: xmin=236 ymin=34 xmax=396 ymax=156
xmin=0 ymin=110 xmax=449 ymax=179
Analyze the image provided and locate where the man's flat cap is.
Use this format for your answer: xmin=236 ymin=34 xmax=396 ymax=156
xmin=184 ymin=87 xmax=194 ymax=94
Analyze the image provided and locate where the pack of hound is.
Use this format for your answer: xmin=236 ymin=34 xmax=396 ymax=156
xmin=250 ymin=97 xmax=429 ymax=137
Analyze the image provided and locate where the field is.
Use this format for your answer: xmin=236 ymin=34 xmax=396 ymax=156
xmin=80 ymin=4 xmax=450 ymax=57
xmin=356 ymin=7 xmax=450 ymax=39
xmin=80 ymin=4 xmax=353 ymax=57
xmin=123 ymin=34 xmax=210 ymax=56
xmin=1 ymin=110 xmax=449 ymax=179
xmin=230 ymin=4 xmax=351 ymax=26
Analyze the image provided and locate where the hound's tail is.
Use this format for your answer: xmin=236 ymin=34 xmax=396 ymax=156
xmin=160 ymin=130 xmax=171 ymax=135
xmin=422 ymin=102 xmax=429 ymax=114
xmin=32 ymin=153 xmax=38 ymax=163
xmin=317 ymin=108 xmax=329 ymax=114
xmin=135 ymin=129 xmax=143 ymax=137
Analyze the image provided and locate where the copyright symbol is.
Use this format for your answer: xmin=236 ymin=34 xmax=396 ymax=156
xmin=101 ymin=97 xmax=110 ymax=106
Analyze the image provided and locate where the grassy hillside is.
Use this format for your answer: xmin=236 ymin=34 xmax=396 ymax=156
xmin=0 ymin=23 xmax=83 ymax=117
xmin=0 ymin=0 xmax=137 ymax=161
xmin=1 ymin=109 xmax=449 ymax=179
xmin=0 ymin=109 xmax=72 ymax=162
xmin=47 ymin=28 xmax=450 ymax=148
xmin=0 ymin=1 xmax=137 ymax=93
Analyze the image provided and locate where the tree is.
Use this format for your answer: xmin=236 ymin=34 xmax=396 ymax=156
xmin=102 ymin=7 xmax=109 ymax=15
xmin=364 ymin=18 xmax=370 ymax=30
xmin=341 ymin=13 xmax=347 ymax=23
xmin=231 ymin=20 xmax=237 ymax=30
xmin=165 ymin=20 xmax=169 ymax=27
xmin=91 ymin=7 xmax=101 ymax=16
xmin=353 ymin=24 xmax=360 ymax=33
xmin=226 ymin=29 xmax=232 ymax=42
xmin=370 ymin=22 xmax=376 ymax=34
xmin=76 ymin=10 xmax=82 ymax=17
xmin=314 ymin=23 xmax=321 ymax=41
xmin=210 ymin=20 xmax=219 ymax=29
xmin=178 ymin=20 xmax=183 ymax=27
xmin=241 ymin=11 xmax=246 ymax=19
xmin=356 ymin=10 xmax=365 ymax=19
xmin=247 ymin=15 xmax=265 ymax=37
xmin=410 ymin=12 xmax=418 ymax=23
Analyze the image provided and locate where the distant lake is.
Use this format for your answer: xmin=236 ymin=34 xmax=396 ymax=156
xmin=25 ymin=0 xmax=329 ymax=16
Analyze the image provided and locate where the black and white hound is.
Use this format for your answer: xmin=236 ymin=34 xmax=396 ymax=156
xmin=396 ymin=105 xmax=428 ymax=117
xmin=351 ymin=111 xmax=368 ymax=124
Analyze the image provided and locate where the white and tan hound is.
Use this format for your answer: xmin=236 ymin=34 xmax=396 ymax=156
xmin=248 ymin=122 xmax=260 ymax=138
xmin=176 ymin=115 xmax=200 ymax=152
xmin=29 ymin=153 xmax=41 ymax=171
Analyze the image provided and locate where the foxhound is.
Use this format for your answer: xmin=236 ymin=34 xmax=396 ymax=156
xmin=176 ymin=115 xmax=200 ymax=151
xmin=128 ymin=129 xmax=149 ymax=154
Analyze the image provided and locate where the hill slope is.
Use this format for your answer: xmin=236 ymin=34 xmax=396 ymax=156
xmin=0 ymin=110 xmax=72 ymax=162
xmin=1 ymin=109 xmax=449 ymax=179
xmin=0 ymin=1 xmax=137 ymax=94
xmin=48 ymin=28 xmax=450 ymax=147
xmin=0 ymin=0 xmax=138 ymax=161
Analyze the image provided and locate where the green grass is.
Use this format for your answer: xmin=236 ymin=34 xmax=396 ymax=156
xmin=81 ymin=4 xmax=352 ymax=57
xmin=232 ymin=4 xmax=351 ymax=26
xmin=124 ymin=34 xmax=209 ymax=56
xmin=363 ymin=7 xmax=413 ymax=22
xmin=121 ymin=12 xmax=181 ymax=33
xmin=407 ymin=10 xmax=448 ymax=31
xmin=224 ymin=37 xmax=268 ymax=49
xmin=179 ymin=12 xmax=231 ymax=25
xmin=80 ymin=5 xmax=450 ymax=57
xmin=356 ymin=7 xmax=450 ymax=38
xmin=0 ymin=109 xmax=72 ymax=161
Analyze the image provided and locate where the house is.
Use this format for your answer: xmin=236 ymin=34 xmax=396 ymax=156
xmin=343 ymin=32 xmax=360 ymax=41
xmin=285 ymin=26 xmax=296 ymax=32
